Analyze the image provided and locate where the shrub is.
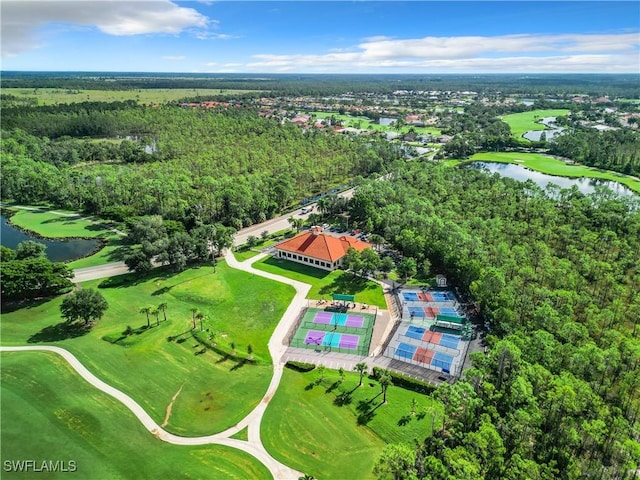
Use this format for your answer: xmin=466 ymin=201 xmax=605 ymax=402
xmin=285 ymin=360 xmax=316 ymax=372
xmin=371 ymin=367 xmax=435 ymax=395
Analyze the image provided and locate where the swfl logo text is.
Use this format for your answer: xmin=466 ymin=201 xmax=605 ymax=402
xmin=3 ymin=460 xmax=77 ymax=473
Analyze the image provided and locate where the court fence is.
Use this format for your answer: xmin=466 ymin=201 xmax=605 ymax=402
xmin=289 ymin=337 xmax=370 ymax=357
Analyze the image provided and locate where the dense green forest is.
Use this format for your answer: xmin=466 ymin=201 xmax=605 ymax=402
xmin=2 ymin=72 xmax=640 ymax=97
xmin=550 ymin=129 xmax=640 ymax=177
xmin=349 ymin=163 xmax=639 ymax=479
xmin=1 ymin=104 xmax=399 ymax=227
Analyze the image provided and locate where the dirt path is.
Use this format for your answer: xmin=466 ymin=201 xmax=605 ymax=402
xmin=161 ymin=383 xmax=185 ymax=428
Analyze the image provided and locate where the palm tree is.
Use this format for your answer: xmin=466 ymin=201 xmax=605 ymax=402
xmin=151 ymin=307 xmax=160 ymax=326
xmin=316 ymin=197 xmax=329 ymax=220
xmin=299 ymin=475 xmax=316 ymax=480
xmin=288 ymin=216 xmax=304 ymax=233
xmin=139 ymin=306 xmax=151 ymax=328
xmin=410 ymin=398 xmax=418 ymax=416
xmin=354 ymin=362 xmax=368 ymax=387
xmin=338 ymin=367 xmax=345 ymax=384
xmin=379 ymin=371 xmax=392 ymax=404
xmin=190 ymin=307 xmax=199 ymax=330
xmin=195 ymin=312 xmax=206 ymax=331
xmin=157 ymin=302 xmax=168 ymax=322
xmin=368 ymin=234 xmax=384 ymax=252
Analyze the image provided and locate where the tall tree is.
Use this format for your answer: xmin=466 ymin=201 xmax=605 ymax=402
xmin=354 ymin=362 xmax=368 ymax=387
xmin=157 ymin=302 xmax=168 ymax=322
xmin=60 ymin=288 xmax=108 ymax=325
xmin=139 ymin=306 xmax=152 ymax=328
xmin=379 ymin=371 xmax=393 ymax=404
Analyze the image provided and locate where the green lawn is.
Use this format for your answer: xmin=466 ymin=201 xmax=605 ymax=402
xmin=310 ymin=111 xmax=442 ymax=136
xmin=1 ymin=263 xmax=295 ymax=436
xmin=262 ymin=368 xmax=442 ymax=480
xmin=3 ymin=88 xmax=262 ymax=105
xmin=499 ymin=109 xmax=570 ymax=138
xmin=6 ymin=207 xmax=127 ymax=268
xmin=1 ymin=352 xmax=272 ymax=480
xmin=66 ymin=236 xmax=126 ymax=269
xmin=234 ymin=247 xmax=262 ymax=262
xmin=8 ymin=209 xmax=114 ymax=238
xmin=253 ymin=256 xmax=386 ymax=308
xmin=469 ymin=152 xmax=640 ymax=193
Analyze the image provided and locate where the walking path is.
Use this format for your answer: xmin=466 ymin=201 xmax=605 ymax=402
xmin=1 ymin=250 xmax=311 ymax=480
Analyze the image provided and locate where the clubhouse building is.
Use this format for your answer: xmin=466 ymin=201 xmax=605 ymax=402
xmin=274 ymin=227 xmax=372 ymax=271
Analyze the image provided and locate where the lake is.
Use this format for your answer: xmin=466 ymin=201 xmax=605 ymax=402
xmin=1 ymin=215 xmax=101 ymax=262
xmin=523 ymin=116 xmax=565 ymax=142
xmin=469 ymin=162 xmax=635 ymax=197
xmin=379 ymin=117 xmax=397 ymax=126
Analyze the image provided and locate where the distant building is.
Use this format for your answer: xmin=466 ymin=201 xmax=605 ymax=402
xmin=274 ymin=228 xmax=372 ymax=271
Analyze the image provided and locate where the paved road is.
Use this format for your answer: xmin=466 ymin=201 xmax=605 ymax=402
xmin=73 ymin=262 xmax=129 ymax=282
xmin=70 ymin=186 xmax=356 ymax=283
xmin=2 ymin=249 xmax=312 ymax=480
xmin=233 ymin=187 xmax=355 ymax=246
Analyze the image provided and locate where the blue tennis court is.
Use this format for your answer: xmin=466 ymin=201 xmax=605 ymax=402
xmin=438 ymin=307 xmax=459 ymax=315
xmin=431 ymin=352 xmax=454 ymax=372
xmin=439 ymin=334 xmax=460 ymax=349
xmin=430 ymin=293 xmax=448 ymax=301
xmin=402 ymin=292 xmax=419 ymax=302
xmin=396 ymin=343 xmax=417 ymax=360
xmin=408 ymin=306 xmax=426 ymax=318
xmin=405 ymin=325 xmax=426 ymax=340
xmin=322 ymin=332 xmax=341 ymax=348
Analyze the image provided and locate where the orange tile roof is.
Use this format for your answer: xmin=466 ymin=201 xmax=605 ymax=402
xmin=275 ymin=232 xmax=371 ymax=263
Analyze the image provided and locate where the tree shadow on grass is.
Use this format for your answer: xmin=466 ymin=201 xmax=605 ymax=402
xmin=356 ymin=399 xmax=377 ymax=425
xmin=398 ymin=414 xmax=413 ymax=426
xmin=318 ymin=272 xmax=378 ymax=297
xmin=28 ymin=321 xmax=92 ymax=343
xmin=259 ymin=256 xmax=330 ymax=280
xmin=325 ymin=380 xmax=342 ymax=394
xmin=230 ymin=358 xmax=248 ymax=371
xmin=334 ymin=391 xmax=353 ymax=406
xmin=1 ymin=297 xmax=51 ymax=314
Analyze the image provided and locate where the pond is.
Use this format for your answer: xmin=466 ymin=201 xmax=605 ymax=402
xmin=379 ymin=117 xmax=397 ymax=126
xmin=468 ymin=162 xmax=635 ymax=197
xmin=1 ymin=215 xmax=101 ymax=262
xmin=522 ymin=116 xmax=565 ymax=142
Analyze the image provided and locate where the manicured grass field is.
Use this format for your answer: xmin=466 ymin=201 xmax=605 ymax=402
xmin=253 ymin=256 xmax=386 ymax=308
xmin=234 ymin=247 xmax=263 ymax=262
xmin=3 ymin=88 xmax=262 ymax=105
xmin=262 ymin=368 xmax=442 ymax=479
xmin=469 ymin=152 xmax=640 ymax=193
xmin=7 ymin=207 xmax=126 ymax=268
xmin=1 ymin=263 xmax=295 ymax=435
xmin=311 ymin=111 xmax=442 ymax=136
xmin=8 ymin=209 xmax=114 ymax=238
xmin=66 ymin=237 xmax=125 ymax=269
xmin=499 ymin=109 xmax=570 ymax=138
xmin=1 ymin=352 xmax=271 ymax=480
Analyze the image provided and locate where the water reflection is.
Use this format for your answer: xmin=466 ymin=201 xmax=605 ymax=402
xmin=469 ymin=162 xmax=635 ymax=197
xmin=1 ymin=215 xmax=101 ymax=262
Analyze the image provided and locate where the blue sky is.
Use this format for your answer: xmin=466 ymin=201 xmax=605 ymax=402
xmin=2 ymin=1 xmax=639 ymax=73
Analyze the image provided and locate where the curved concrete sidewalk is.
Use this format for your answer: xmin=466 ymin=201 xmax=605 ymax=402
xmin=1 ymin=250 xmax=312 ymax=480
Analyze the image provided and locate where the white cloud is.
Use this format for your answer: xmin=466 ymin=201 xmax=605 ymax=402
xmin=246 ymin=32 xmax=639 ymax=73
xmin=163 ymin=55 xmax=186 ymax=61
xmin=195 ymin=32 xmax=238 ymax=40
xmin=1 ymin=0 xmax=209 ymax=57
